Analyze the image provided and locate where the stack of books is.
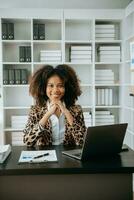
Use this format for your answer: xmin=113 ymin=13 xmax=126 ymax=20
xmin=40 ymin=50 xmax=62 ymax=62
xmin=0 ymin=144 xmax=11 ymax=163
xmin=96 ymin=88 xmax=113 ymax=106
xmin=19 ymin=46 xmax=31 ymax=62
xmin=95 ymin=110 xmax=115 ymax=126
xmin=11 ymin=115 xmax=27 ymax=145
xmin=83 ymin=112 xmax=92 ymax=127
xmin=95 ymin=24 xmax=115 ymax=40
xmin=11 ymin=115 xmax=28 ymax=129
xmin=2 ymin=22 xmax=14 ymax=40
xmin=95 ymin=69 xmax=114 ymax=84
xmin=11 ymin=132 xmax=24 ymax=146
xmin=98 ymin=45 xmax=121 ymax=62
xmin=33 ymin=23 xmax=45 ymax=40
xmin=70 ymin=45 xmax=92 ymax=63
xmin=3 ymin=69 xmax=28 ymax=85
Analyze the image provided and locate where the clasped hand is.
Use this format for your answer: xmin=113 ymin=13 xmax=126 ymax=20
xmin=49 ymin=100 xmax=66 ymax=116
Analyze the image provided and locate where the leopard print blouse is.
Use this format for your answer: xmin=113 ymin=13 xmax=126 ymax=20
xmin=23 ymin=104 xmax=86 ymax=147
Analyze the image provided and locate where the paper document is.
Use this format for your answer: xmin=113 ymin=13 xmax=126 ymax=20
xmin=0 ymin=144 xmax=11 ymax=163
xmin=18 ymin=150 xmax=58 ymax=163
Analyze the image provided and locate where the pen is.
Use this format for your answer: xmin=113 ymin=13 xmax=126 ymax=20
xmin=33 ymin=153 xmax=49 ymax=159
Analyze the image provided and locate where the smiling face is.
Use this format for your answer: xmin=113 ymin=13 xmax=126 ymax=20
xmin=46 ymin=75 xmax=65 ymax=102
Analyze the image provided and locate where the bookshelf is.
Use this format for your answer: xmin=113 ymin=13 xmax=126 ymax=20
xmin=123 ymin=1 xmax=134 ymax=150
xmin=0 ymin=8 xmax=127 ymax=145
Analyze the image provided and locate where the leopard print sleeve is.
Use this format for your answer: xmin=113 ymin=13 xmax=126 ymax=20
xmin=23 ymin=105 xmax=52 ymax=147
xmin=64 ymin=105 xmax=87 ymax=146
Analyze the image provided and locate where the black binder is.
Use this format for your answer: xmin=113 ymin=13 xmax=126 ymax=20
xmin=14 ymin=69 xmax=21 ymax=84
xmin=21 ymin=69 xmax=28 ymax=84
xmin=8 ymin=69 xmax=15 ymax=84
xmin=19 ymin=46 xmax=25 ymax=62
xmin=33 ymin=24 xmax=38 ymax=40
xmin=38 ymin=24 xmax=45 ymax=40
xmin=7 ymin=23 xmax=14 ymax=40
xmin=3 ymin=69 xmax=9 ymax=85
xmin=25 ymin=46 xmax=31 ymax=62
xmin=2 ymin=23 xmax=8 ymax=40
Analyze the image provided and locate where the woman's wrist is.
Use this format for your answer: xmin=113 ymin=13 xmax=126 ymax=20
xmin=64 ymin=108 xmax=74 ymax=126
xmin=39 ymin=111 xmax=51 ymax=127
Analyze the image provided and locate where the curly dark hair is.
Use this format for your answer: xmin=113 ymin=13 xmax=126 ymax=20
xmin=29 ymin=64 xmax=82 ymax=108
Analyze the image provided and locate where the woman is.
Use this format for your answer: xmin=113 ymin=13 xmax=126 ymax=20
xmin=23 ymin=64 xmax=86 ymax=147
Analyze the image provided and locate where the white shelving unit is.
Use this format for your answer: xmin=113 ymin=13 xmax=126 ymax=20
xmin=0 ymin=8 xmax=126 ymax=145
xmin=123 ymin=1 xmax=134 ymax=150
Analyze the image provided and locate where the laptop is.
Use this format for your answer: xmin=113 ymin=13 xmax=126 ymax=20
xmin=62 ymin=123 xmax=128 ymax=161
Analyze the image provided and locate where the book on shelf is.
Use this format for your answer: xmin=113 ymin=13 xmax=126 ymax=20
xmin=7 ymin=23 xmax=14 ymax=40
xmin=0 ymin=144 xmax=11 ymax=163
xmin=11 ymin=116 xmax=28 ymax=132
xmin=25 ymin=46 xmax=31 ymax=62
xmin=21 ymin=69 xmax=28 ymax=84
xmin=95 ymin=29 xmax=115 ymax=33
xmin=33 ymin=24 xmax=39 ymax=40
xmin=19 ymin=46 xmax=31 ymax=62
xmin=8 ymin=69 xmax=15 ymax=84
xmin=95 ymin=110 xmax=115 ymax=126
xmin=38 ymin=24 xmax=45 ymax=40
xmin=71 ymin=50 xmax=92 ymax=55
xmin=71 ymin=59 xmax=92 ymax=63
xmin=71 ymin=45 xmax=92 ymax=51
xmin=3 ymin=69 xmax=9 ymax=85
xmin=19 ymin=46 xmax=25 ymax=62
xmin=95 ymin=24 xmax=115 ymax=29
xmin=71 ymin=55 xmax=92 ymax=59
xmin=40 ymin=51 xmax=62 ymax=57
xmin=12 ymin=132 xmax=23 ymax=146
xmin=99 ymin=46 xmax=120 ymax=51
xmin=99 ymin=51 xmax=120 ymax=55
xmin=14 ymin=69 xmax=21 ymax=84
xmin=83 ymin=112 xmax=92 ymax=127
xmin=96 ymin=88 xmax=113 ymax=106
xmin=99 ymin=58 xmax=120 ymax=62
xmin=40 ymin=50 xmax=61 ymax=62
xmin=2 ymin=23 xmax=8 ymax=39
xmin=95 ymin=110 xmax=111 ymax=115
xmin=96 ymin=33 xmax=115 ymax=38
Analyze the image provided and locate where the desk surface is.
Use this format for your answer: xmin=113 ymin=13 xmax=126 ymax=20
xmin=0 ymin=145 xmax=134 ymax=175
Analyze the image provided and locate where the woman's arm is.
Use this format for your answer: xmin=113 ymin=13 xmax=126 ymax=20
xmin=23 ymin=106 xmax=52 ymax=147
xmin=65 ymin=105 xmax=87 ymax=146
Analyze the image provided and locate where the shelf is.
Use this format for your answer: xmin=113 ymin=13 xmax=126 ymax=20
xmin=95 ymin=105 xmax=121 ymax=108
xmin=65 ymin=40 xmax=92 ymax=44
xmin=3 ymin=85 xmax=29 ymax=88
xmin=95 ymin=84 xmax=121 ymax=86
xmin=4 ymin=107 xmax=30 ymax=110
xmin=95 ymin=40 xmax=122 ymax=43
xmin=33 ymin=40 xmax=62 ymax=44
xmin=95 ymin=62 xmax=122 ymax=65
xmin=3 ymin=62 xmax=31 ymax=65
xmin=4 ymin=128 xmax=24 ymax=132
xmin=2 ymin=40 xmax=31 ymax=43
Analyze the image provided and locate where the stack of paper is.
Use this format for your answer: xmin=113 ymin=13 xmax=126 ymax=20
xmin=95 ymin=24 xmax=115 ymax=40
xmin=18 ymin=150 xmax=58 ymax=163
xmin=0 ymin=144 xmax=11 ymax=163
xmin=40 ymin=50 xmax=62 ymax=62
